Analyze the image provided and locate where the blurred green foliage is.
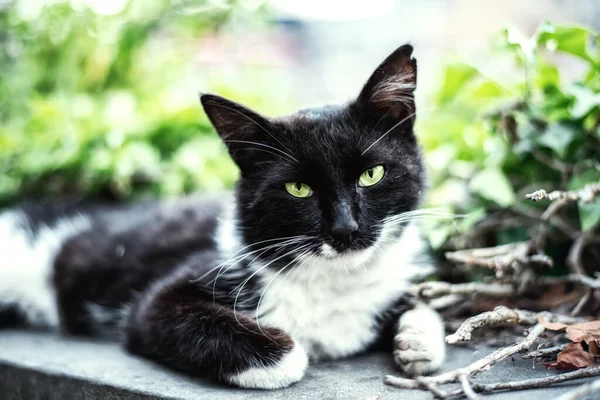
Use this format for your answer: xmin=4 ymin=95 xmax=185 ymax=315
xmin=0 ymin=0 xmax=294 ymax=205
xmin=2 ymin=2 xmax=598 ymax=260
xmin=419 ymin=22 xmax=600 ymax=258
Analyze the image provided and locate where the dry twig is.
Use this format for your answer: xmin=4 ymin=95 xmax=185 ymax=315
xmin=473 ymin=366 xmax=600 ymax=395
xmin=557 ymin=377 xmax=600 ymax=400
xmin=526 ymin=184 xmax=600 ymax=203
xmin=428 ymin=294 xmax=465 ymax=310
xmin=416 ymin=281 xmax=515 ymax=300
xmin=567 ymin=232 xmax=600 ymax=275
xmin=445 ymin=242 xmax=552 ymax=277
xmin=445 ymin=307 xmax=537 ymax=344
xmin=385 ymin=323 xmax=546 ymax=393
xmin=521 ymin=344 xmax=566 ymax=359
xmin=459 ymin=374 xmax=481 ymax=400
xmin=526 ymin=183 xmax=600 ymax=264
xmin=389 ymin=183 xmax=600 ymax=398
xmin=446 ymin=307 xmax=585 ymax=344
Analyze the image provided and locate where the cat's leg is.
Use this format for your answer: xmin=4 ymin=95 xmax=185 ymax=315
xmin=124 ymin=270 xmax=308 ymax=389
xmin=393 ymin=303 xmax=445 ymax=375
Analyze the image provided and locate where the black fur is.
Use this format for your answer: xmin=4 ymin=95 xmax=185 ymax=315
xmin=3 ymin=44 xmax=428 ymax=387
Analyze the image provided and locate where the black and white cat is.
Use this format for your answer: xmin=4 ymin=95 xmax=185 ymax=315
xmin=0 ymin=44 xmax=445 ymax=389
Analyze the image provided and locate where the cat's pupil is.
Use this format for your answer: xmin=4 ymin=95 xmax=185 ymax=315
xmin=368 ymin=169 xmax=374 ymax=178
xmin=295 ymin=182 xmax=301 ymax=191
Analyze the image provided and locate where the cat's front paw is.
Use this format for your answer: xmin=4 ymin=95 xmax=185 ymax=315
xmin=393 ymin=305 xmax=445 ymax=376
xmin=227 ymin=342 xmax=308 ymax=389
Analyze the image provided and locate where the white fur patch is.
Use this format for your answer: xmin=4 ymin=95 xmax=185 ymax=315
xmin=227 ymin=342 xmax=308 ymax=389
xmin=254 ymin=222 xmax=433 ymax=360
xmin=215 ymin=198 xmax=241 ymax=257
xmin=0 ymin=210 xmax=90 ymax=327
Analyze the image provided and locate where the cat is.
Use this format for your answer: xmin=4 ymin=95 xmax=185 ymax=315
xmin=0 ymin=44 xmax=446 ymax=389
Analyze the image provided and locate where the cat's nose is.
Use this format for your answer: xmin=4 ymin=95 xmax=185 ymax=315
xmin=330 ymin=199 xmax=359 ymax=243
xmin=331 ymin=220 xmax=359 ymax=243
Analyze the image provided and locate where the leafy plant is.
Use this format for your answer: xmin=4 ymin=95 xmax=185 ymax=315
xmin=420 ymin=22 xmax=600 ymax=269
xmin=0 ymin=0 xmax=289 ymax=206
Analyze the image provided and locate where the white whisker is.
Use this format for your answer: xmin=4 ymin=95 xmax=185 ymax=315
xmin=361 ymin=105 xmax=439 ymax=156
xmin=224 ymin=140 xmax=298 ymax=164
xmin=231 ymin=243 xmax=312 ymax=336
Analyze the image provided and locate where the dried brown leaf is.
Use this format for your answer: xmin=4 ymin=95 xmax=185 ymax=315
xmin=545 ymin=343 xmax=595 ymax=370
xmin=564 ymin=321 xmax=600 ymax=344
xmin=538 ymin=315 xmax=569 ymax=331
xmin=538 ymin=316 xmax=600 ymax=345
xmin=590 ymin=341 xmax=600 ymax=357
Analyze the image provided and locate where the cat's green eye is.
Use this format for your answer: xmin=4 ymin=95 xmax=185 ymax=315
xmin=285 ymin=182 xmax=313 ymax=198
xmin=359 ymin=165 xmax=385 ymax=187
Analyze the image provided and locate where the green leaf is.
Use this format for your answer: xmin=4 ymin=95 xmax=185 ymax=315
xmin=469 ymin=168 xmax=515 ymax=207
xmin=503 ymin=25 xmax=536 ymax=63
xmin=457 ymin=207 xmax=486 ymax=232
xmin=535 ymin=123 xmax=576 ymax=158
xmin=426 ymin=224 xmax=452 ymax=250
xmin=568 ymin=85 xmax=600 ymax=118
xmin=535 ymin=62 xmax=560 ymax=90
xmin=435 ymin=63 xmax=479 ymax=105
xmin=579 ymin=199 xmax=600 ymax=231
xmin=568 ymin=170 xmax=600 ymax=190
xmin=537 ymin=24 xmax=597 ymax=64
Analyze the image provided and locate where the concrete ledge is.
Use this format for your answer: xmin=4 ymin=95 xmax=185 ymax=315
xmin=0 ymin=330 xmax=591 ymax=399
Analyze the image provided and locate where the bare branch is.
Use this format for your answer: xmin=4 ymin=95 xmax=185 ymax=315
xmin=414 ymin=377 xmax=451 ymax=398
xmin=526 ymin=183 xmax=600 ymax=203
xmin=428 ymin=294 xmax=465 ymax=310
xmin=445 ymin=307 xmax=537 ymax=344
xmin=527 ymin=183 xmax=600 ymax=254
xmin=557 ymin=377 xmax=600 ymax=400
xmin=445 ymin=242 xmax=552 ymax=277
xmin=459 ymin=374 xmax=482 ymax=400
xmin=385 ymin=323 xmax=546 ymax=391
xmin=521 ymin=344 xmax=566 ymax=359
xmin=445 ymin=307 xmax=585 ymax=344
xmin=474 ymin=366 xmax=600 ymax=395
xmin=416 ymin=281 xmax=515 ymax=300
xmin=539 ymin=274 xmax=600 ymax=289
xmin=569 ymin=273 xmax=600 ymax=289
xmin=567 ymin=232 xmax=600 ymax=275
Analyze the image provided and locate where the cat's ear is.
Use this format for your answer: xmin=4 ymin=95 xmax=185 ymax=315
xmin=200 ymin=94 xmax=277 ymax=167
xmin=355 ymin=44 xmax=417 ymax=124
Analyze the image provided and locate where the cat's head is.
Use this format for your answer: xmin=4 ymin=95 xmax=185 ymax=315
xmin=201 ymin=45 xmax=425 ymax=268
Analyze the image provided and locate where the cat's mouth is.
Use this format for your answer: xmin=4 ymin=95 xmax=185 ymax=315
xmin=319 ymin=242 xmax=376 ymax=267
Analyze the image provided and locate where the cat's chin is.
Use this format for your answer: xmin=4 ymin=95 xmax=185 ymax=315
xmin=318 ymin=243 xmax=376 ymax=269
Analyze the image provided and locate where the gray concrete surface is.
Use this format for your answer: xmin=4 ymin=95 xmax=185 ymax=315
xmin=0 ymin=330 xmax=593 ymax=399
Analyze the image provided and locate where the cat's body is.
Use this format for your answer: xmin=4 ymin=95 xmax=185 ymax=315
xmin=0 ymin=45 xmax=446 ymax=389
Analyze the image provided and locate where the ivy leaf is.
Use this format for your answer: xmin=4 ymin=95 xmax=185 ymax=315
xmin=537 ymin=24 xmax=597 ymax=64
xmin=435 ymin=63 xmax=479 ymax=105
xmin=579 ymin=199 xmax=600 ymax=231
xmin=504 ymin=26 xmax=536 ymax=63
xmin=469 ymin=168 xmax=515 ymax=207
xmin=568 ymin=170 xmax=600 ymax=190
xmin=426 ymin=224 xmax=452 ymax=250
xmin=568 ymin=85 xmax=600 ymax=119
xmin=535 ymin=123 xmax=576 ymax=158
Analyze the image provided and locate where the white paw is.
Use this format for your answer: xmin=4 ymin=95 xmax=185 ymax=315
xmin=394 ymin=306 xmax=445 ymax=376
xmin=227 ymin=343 xmax=308 ymax=389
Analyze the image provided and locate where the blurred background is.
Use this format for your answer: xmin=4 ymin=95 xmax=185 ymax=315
xmin=1 ymin=0 xmax=599 ymax=258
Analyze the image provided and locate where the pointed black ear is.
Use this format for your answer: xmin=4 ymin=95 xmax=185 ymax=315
xmin=356 ymin=44 xmax=417 ymax=124
xmin=200 ymin=94 xmax=279 ymax=168
xmin=200 ymin=94 xmax=271 ymax=141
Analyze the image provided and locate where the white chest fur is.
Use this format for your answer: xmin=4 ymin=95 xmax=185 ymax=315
xmin=254 ymin=223 xmax=431 ymax=360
